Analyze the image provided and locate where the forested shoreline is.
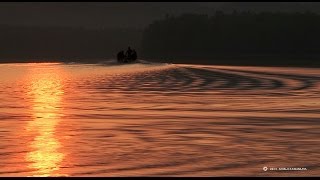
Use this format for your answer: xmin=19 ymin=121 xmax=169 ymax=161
xmin=141 ymin=11 xmax=320 ymax=66
xmin=1 ymin=11 xmax=320 ymax=66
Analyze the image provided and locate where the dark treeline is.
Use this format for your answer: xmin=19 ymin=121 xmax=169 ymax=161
xmin=1 ymin=11 xmax=320 ymax=66
xmin=141 ymin=11 xmax=320 ymax=66
xmin=0 ymin=25 xmax=142 ymax=63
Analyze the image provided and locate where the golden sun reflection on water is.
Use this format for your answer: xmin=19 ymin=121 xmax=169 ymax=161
xmin=0 ymin=63 xmax=318 ymax=176
xmin=25 ymin=66 xmax=66 ymax=177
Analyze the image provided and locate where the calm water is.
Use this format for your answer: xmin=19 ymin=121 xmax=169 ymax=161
xmin=0 ymin=62 xmax=319 ymax=176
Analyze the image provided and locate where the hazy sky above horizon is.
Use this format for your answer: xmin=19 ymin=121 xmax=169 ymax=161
xmin=0 ymin=2 xmax=319 ymax=29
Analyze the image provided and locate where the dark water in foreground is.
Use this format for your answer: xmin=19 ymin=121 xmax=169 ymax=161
xmin=0 ymin=62 xmax=319 ymax=176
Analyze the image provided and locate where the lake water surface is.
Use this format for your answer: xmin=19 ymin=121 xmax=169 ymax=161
xmin=0 ymin=62 xmax=319 ymax=176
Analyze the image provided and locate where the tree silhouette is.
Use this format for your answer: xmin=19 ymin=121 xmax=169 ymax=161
xmin=141 ymin=11 xmax=320 ymax=65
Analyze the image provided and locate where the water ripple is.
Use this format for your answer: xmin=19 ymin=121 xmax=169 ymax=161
xmin=0 ymin=63 xmax=319 ymax=176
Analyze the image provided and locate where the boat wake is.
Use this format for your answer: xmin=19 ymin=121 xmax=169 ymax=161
xmin=98 ymin=59 xmax=169 ymax=66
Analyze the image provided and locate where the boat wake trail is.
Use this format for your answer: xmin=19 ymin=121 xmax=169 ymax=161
xmin=85 ymin=64 xmax=320 ymax=94
xmin=63 ymin=64 xmax=320 ymax=176
xmin=98 ymin=59 xmax=169 ymax=66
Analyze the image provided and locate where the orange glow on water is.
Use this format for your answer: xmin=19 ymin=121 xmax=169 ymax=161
xmin=25 ymin=66 xmax=65 ymax=177
xmin=0 ymin=63 xmax=318 ymax=176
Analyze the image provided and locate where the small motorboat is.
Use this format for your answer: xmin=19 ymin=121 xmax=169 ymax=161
xmin=117 ymin=49 xmax=137 ymax=64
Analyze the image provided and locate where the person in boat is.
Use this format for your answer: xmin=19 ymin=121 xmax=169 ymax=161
xmin=132 ymin=49 xmax=137 ymax=61
xmin=125 ymin=46 xmax=133 ymax=62
xmin=117 ymin=50 xmax=125 ymax=63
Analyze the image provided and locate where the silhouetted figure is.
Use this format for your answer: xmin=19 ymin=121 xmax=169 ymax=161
xmin=132 ymin=50 xmax=137 ymax=61
xmin=117 ymin=47 xmax=138 ymax=63
xmin=125 ymin=46 xmax=133 ymax=62
xmin=117 ymin=50 xmax=125 ymax=63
